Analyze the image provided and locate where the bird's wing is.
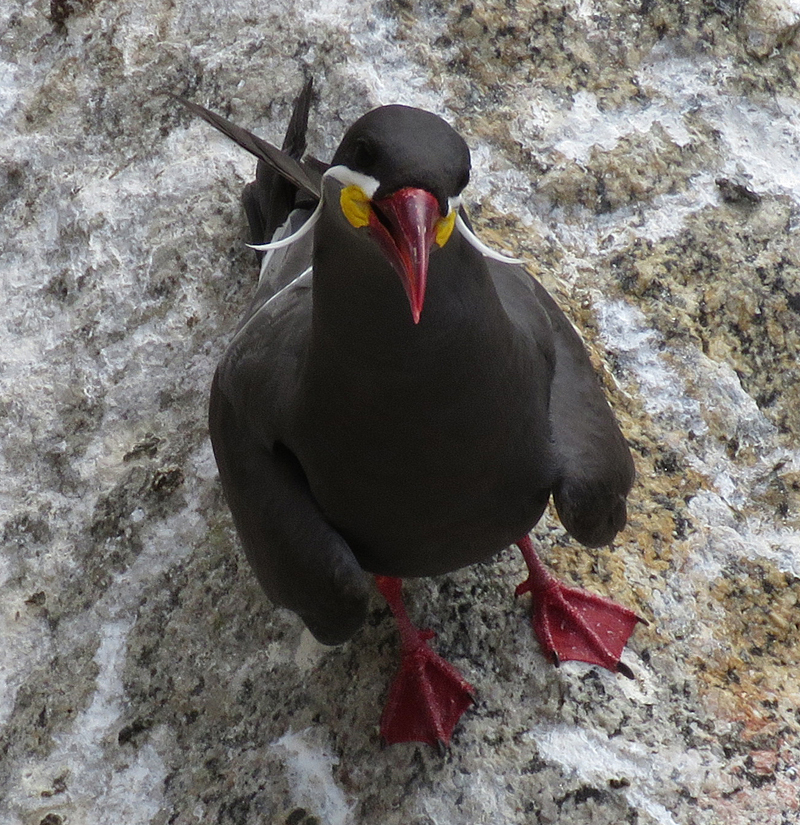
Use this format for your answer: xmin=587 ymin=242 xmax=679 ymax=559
xmin=238 ymin=206 xmax=316 ymax=328
xmin=203 ymin=82 xmax=369 ymax=645
xmin=489 ymin=259 xmax=635 ymax=548
xmin=210 ymin=265 xmax=370 ymax=646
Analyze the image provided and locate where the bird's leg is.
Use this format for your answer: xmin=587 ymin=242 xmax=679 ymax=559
xmin=375 ymin=575 xmax=475 ymax=749
xmin=514 ymin=535 xmax=644 ymax=678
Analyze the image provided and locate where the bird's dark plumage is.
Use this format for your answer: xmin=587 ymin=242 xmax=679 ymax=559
xmin=186 ymin=81 xmax=639 ymax=744
xmin=332 ymin=105 xmax=471 ymax=212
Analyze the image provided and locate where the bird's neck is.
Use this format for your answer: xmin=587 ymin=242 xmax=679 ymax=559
xmin=309 ymin=227 xmax=512 ymax=369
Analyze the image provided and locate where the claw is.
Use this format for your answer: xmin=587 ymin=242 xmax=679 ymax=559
xmin=616 ymin=660 xmax=635 ymax=680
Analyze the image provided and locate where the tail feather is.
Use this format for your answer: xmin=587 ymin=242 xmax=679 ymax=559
xmin=244 ymin=78 xmax=316 ymax=246
xmin=281 ymin=77 xmax=312 ymax=158
xmin=173 ymin=79 xmax=324 ymax=248
xmin=172 ymin=85 xmax=321 ymax=200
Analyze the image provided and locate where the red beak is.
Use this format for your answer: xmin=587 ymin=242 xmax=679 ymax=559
xmin=368 ymin=187 xmax=441 ymax=324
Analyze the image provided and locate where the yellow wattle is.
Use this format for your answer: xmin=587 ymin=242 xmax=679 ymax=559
xmin=435 ymin=209 xmax=456 ymax=248
xmin=340 ymin=185 xmax=372 ymax=228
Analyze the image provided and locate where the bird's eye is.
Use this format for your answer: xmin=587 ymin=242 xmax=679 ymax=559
xmin=353 ymin=137 xmax=376 ymax=170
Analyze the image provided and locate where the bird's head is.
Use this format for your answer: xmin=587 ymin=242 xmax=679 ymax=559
xmin=326 ymin=105 xmax=471 ymax=324
xmin=177 ymin=87 xmax=523 ymax=325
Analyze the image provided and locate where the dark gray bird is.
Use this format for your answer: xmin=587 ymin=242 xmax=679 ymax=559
xmin=179 ymin=80 xmax=642 ymax=748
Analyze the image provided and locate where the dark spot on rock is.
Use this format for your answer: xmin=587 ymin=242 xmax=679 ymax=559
xmin=40 ymin=773 xmax=67 ymax=798
xmin=89 ymin=465 xmax=151 ymax=545
xmin=123 ymin=434 xmax=163 ymax=462
xmin=742 ymin=757 xmax=777 ymax=788
xmin=49 ymin=0 xmax=73 ymax=29
xmin=157 ymin=389 xmax=176 ymax=410
xmin=151 ymin=466 xmax=184 ymax=496
xmin=716 ymin=177 xmax=761 ymax=205
xmin=0 ymin=162 xmax=26 ymax=210
xmin=44 ymin=272 xmax=72 ymax=302
xmin=25 ymin=591 xmax=47 ymax=607
xmin=40 ymin=815 xmax=63 ymax=825
xmin=722 ymin=435 xmax=740 ymax=459
xmin=118 ymin=718 xmax=152 ymax=745
xmin=756 ymin=388 xmax=779 ymax=409
xmin=3 ymin=513 xmax=52 ymax=546
xmin=674 ymin=513 xmax=691 ymax=540
xmin=568 ymin=784 xmax=606 ymax=805
xmin=654 ymin=450 xmax=681 ymax=474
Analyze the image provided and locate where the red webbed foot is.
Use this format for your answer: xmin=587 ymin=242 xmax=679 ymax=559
xmin=515 ymin=535 xmax=645 ymax=677
xmin=376 ymin=576 xmax=475 ymax=749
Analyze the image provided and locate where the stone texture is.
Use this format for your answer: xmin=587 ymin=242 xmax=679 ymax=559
xmin=1 ymin=0 xmax=799 ymax=823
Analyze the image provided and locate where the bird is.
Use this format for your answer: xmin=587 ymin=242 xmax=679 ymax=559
xmin=177 ymin=79 xmax=644 ymax=749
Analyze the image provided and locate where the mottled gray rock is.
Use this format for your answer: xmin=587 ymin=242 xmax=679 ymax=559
xmin=741 ymin=0 xmax=800 ymax=59
xmin=2 ymin=1 xmax=800 ymax=823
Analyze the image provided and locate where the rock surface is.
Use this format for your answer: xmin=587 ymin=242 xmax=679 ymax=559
xmin=1 ymin=1 xmax=799 ymax=823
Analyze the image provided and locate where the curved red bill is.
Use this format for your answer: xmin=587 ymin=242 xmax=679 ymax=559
xmin=368 ymin=187 xmax=441 ymax=324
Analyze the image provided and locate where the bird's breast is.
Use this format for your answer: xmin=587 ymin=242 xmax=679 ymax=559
xmin=290 ymin=338 xmax=554 ymax=576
